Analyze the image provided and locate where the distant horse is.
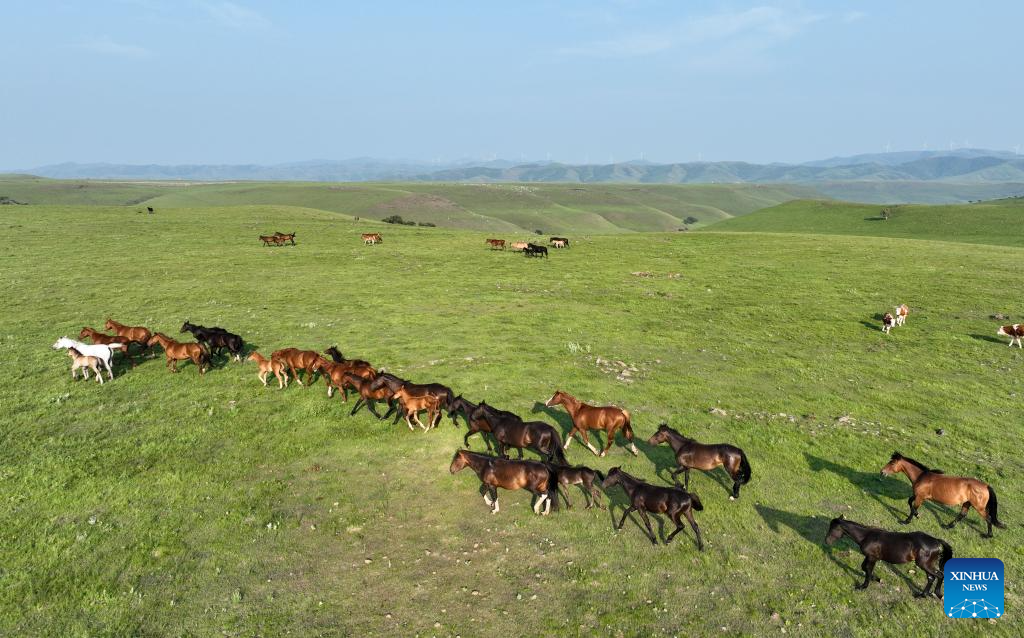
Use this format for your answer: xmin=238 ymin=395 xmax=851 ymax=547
xmin=882 ymin=312 xmax=895 ymax=334
xmin=271 ymin=348 xmax=323 ymax=386
xmin=362 ymin=233 xmax=383 ymax=245
xmin=342 ymin=372 xmax=395 ymax=419
xmin=476 ymin=405 xmax=569 ymax=465
xmin=105 ymin=318 xmax=152 ymax=345
xmin=180 ymin=321 xmax=244 ymax=361
xmin=647 ymin=424 xmax=752 ymax=499
xmin=52 ymin=337 xmax=118 ymax=380
xmin=509 ymin=241 xmax=529 ymax=252
xmin=486 ymin=238 xmax=506 ymax=250
xmin=524 ymin=243 xmax=548 ymax=258
xmin=147 ymin=333 xmax=210 ymax=375
xmin=449 ymin=449 xmax=559 ymax=515
xmin=247 ymin=352 xmax=287 ymax=388
xmin=553 ymin=465 xmax=605 ymax=509
xmin=260 ymin=235 xmax=278 ymax=246
xmin=549 ymin=236 xmax=570 ymax=248
xmin=602 ymin=467 xmax=703 ymax=548
xmin=66 ymin=347 xmax=103 ymax=383
xmin=79 ymin=326 xmax=139 ymax=366
xmin=274 ymin=231 xmax=296 ymax=245
xmin=545 ymin=389 xmax=637 ymax=456
xmin=825 ymin=516 xmax=952 ymax=597
xmin=894 ymin=304 xmax=909 ymax=326
xmin=882 ymin=452 xmax=1005 ymax=537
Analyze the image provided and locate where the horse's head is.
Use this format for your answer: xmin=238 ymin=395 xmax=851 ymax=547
xmin=78 ymin=327 xmax=91 ymax=339
xmin=324 ymin=346 xmax=342 ymax=362
xmin=601 ymin=467 xmax=622 ymax=489
xmin=52 ymin=337 xmax=71 ymax=350
xmin=180 ymin=321 xmax=193 ymax=334
xmin=146 ymin=334 xmax=165 ymax=347
xmin=544 ymin=391 xmax=565 ymax=407
xmin=449 ymin=449 xmax=469 ymax=474
xmin=824 ymin=516 xmax=847 ymax=545
xmin=104 ymin=319 xmax=115 ymax=331
xmin=647 ymin=423 xmax=673 ymax=445
xmin=880 ymin=452 xmax=903 ymax=477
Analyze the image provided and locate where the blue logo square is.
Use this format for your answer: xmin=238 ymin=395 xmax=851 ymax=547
xmin=944 ymin=558 xmax=1004 ymax=618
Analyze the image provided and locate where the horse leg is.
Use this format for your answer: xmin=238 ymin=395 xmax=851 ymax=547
xmin=665 ymin=510 xmax=686 ymax=543
xmin=560 ymin=486 xmax=573 ymax=510
xmin=600 ymin=429 xmax=615 ymax=457
xmin=684 ymin=508 xmax=703 ymax=550
xmin=914 ymin=554 xmax=941 ymax=597
xmin=856 ymin=558 xmax=878 ymax=589
xmin=590 ymin=484 xmax=605 ymax=510
xmin=291 ymin=365 xmax=303 ymax=386
xmin=900 ymin=496 xmax=919 ymax=524
xmin=104 ymin=356 xmax=115 ymax=380
xmin=684 ymin=467 xmax=691 ymax=491
xmin=349 ymin=398 xmax=364 ymax=416
xmin=533 ymin=492 xmax=548 ymax=515
xmin=943 ymin=502 xmax=971 ymax=529
xmin=274 ymin=370 xmax=285 ymax=389
xmin=563 ymin=427 xmax=577 ymax=450
xmin=616 ymin=506 xmax=634 ymax=531
xmin=580 ymin=430 xmax=600 ymax=456
xmin=636 ymin=509 xmax=658 ymax=545
xmin=490 ymin=487 xmax=500 ymax=514
xmin=367 ymin=400 xmax=385 ymax=419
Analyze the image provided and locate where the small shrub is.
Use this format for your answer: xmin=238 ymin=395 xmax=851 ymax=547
xmin=382 ymin=215 xmax=405 ymax=224
xmin=418 ymin=222 xmax=436 ymax=227
xmin=534 ymin=229 xmax=543 ymax=235
xmin=684 ymin=216 xmax=699 ymax=225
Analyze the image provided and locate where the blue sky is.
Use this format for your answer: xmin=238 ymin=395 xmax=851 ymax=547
xmin=2 ymin=1 xmax=1022 ymax=167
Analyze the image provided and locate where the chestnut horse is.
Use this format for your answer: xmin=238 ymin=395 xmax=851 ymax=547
xmin=881 ymin=452 xmax=1005 ymax=537
xmin=475 ymin=404 xmax=569 ymax=465
xmin=392 ymin=386 xmax=444 ymax=431
xmin=486 ymin=238 xmax=506 ymax=250
xmin=545 ymin=390 xmax=638 ymax=457
xmin=825 ymin=516 xmax=952 ymax=597
xmin=271 ymin=348 xmax=323 ymax=386
xmin=247 ymin=352 xmax=287 ymax=388
xmin=79 ymin=326 xmax=139 ymax=365
xmin=324 ymin=347 xmax=376 ymax=376
xmin=449 ymin=449 xmax=559 ymax=515
xmin=318 ymin=356 xmax=378 ymax=399
xmin=342 ymin=372 xmax=395 ymax=419
xmin=147 ymin=333 xmax=210 ymax=374
xmin=647 ymin=424 xmax=752 ymax=499
xmin=602 ymin=467 xmax=703 ymax=548
xmin=105 ymin=318 xmax=152 ymax=344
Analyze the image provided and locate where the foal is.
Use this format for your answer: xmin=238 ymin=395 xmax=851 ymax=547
xmin=602 ymin=467 xmax=703 ymax=548
xmin=545 ymin=389 xmax=638 ymax=456
xmin=247 ymin=352 xmax=287 ymax=388
xmin=881 ymin=452 xmax=1006 ymax=537
xmin=67 ymin=347 xmax=103 ymax=383
xmin=393 ymin=386 xmax=444 ymax=431
xmin=553 ymin=465 xmax=605 ymax=510
xmin=449 ymin=449 xmax=559 ymax=515
xmin=647 ymin=424 xmax=752 ymax=499
xmin=825 ymin=516 xmax=952 ymax=597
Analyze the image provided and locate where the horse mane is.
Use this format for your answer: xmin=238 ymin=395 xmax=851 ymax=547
xmin=892 ymin=452 xmax=941 ymax=474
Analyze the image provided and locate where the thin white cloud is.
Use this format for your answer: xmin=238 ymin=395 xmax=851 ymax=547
xmin=78 ymin=36 xmax=151 ymax=57
xmin=202 ymin=1 xmax=270 ymax=30
xmin=842 ymin=10 xmax=867 ymax=24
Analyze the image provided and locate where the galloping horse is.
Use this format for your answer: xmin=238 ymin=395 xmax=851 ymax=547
xmin=449 ymin=449 xmax=559 ymax=515
xmin=270 ymin=348 xmax=323 ymax=386
xmin=180 ymin=321 xmax=244 ymax=361
xmin=105 ymin=318 xmax=152 ymax=345
xmin=361 ymin=233 xmax=383 ymax=245
xmin=825 ymin=516 xmax=952 ymax=597
xmin=247 ymin=352 xmax=287 ymax=388
xmin=553 ymin=465 xmax=605 ymax=510
xmin=369 ymin=373 xmax=455 ymax=419
xmin=647 ymin=424 xmax=752 ymax=499
xmin=392 ymin=386 xmax=444 ymax=431
xmin=602 ymin=467 xmax=703 ymax=548
xmin=52 ymin=337 xmax=119 ymax=380
xmin=274 ymin=231 xmax=296 ymax=245
xmin=476 ymin=405 xmax=569 ymax=465
xmin=486 ymin=238 xmax=506 ymax=250
xmin=447 ymin=396 xmax=495 ymax=450
xmin=79 ymin=326 xmax=138 ymax=365
xmin=323 ymin=347 xmax=376 ymax=377
xmin=147 ymin=333 xmax=210 ymax=375
xmin=342 ymin=372 xmax=395 ymax=419
xmin=318 ymin=356 xmax=378 ymax=400
xmin=881 ymin=452 xmax=1005 ymax=537
xmin=545 ymin=390 xmax=638 ymax=456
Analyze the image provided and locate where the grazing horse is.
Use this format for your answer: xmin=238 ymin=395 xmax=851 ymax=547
xmin=447 ymin=396 xmax=495 ymax=450
xmin=647 ymin=424 xmax=751 ymax=499
xmin=247 ymin=352 xmax=287 ymax=388
xmin=274 ymin=231 xmax=296 ymax=245
xmin=881 ymin=452 xmax=1005 ymax=537
xmin=449 ymin=449 xmax=559 ymax=515
xmin=342 ymin=372 xmax=395 ymax=419
xmin=882 ymin=312 xmax=895 ymax=334
xmin=369 ymin=372 xmax=455 ymax=417
xmin=602 ymin=467 xmax=703 ymax=548
xmin=895 ymin=304 xmax=909 ymax=326
xmin=485 ymin=238 xmax=506 ymax=250
xmin=105 ymin=318 xmax=152 ymax=345
xmin=825 ymin=516 xmax=952 ymax=597
xmin=549 ymin=236 xmax=570 ymax=248
xmin=545 ymin=389 xmax=638 ymax=457
xmin=476 ymin=406 xmax=569 ymax=465
xmin=509 ymin=241 xmax=529 ymax=252
xmin=997 ymin=324 xmax=1024 ymax=348
xmin=52 ymin=337 xmax=118 ymax=380
xmin=180 ymin=321 xmax=244 ymax=361
xmin=147 ymin=333 xmax=210 ymax=375
xmin=361 ymin=233 xmax=383 ymax=245
xmin=271 ymin=348 xmax=323 ymax=386
xmin=553 ymin=465 xmax=605 ymax=509
xmin=67 ymin=347 xmax=103 ymax=383
xmin=524 ymin=243 xmax=548 ymax=258
xmin=79 ymin=326 xmax=139 ymax=365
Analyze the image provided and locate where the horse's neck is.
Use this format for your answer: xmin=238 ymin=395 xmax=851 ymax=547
xmin=665 ymin=432 xmax=689 ymax=454
xmin=614 ymin=473 xmax=640 ymax=495
xmin=561 ymin=395 xmax=583 ymax=414
xmin=464 ymin=453 xmax=490 ymax=477
xmin=840 ymin=521 xmax=869 ymax=544
xmin=900 ymin=462 xmax=924 ymax=482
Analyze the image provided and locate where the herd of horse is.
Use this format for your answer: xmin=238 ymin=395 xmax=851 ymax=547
xmin=259 ymin=231 xmax=297 ymax=246
xmin=486 ymin=236 xmax=568 ymax=257
xmin=49 ymin=312 xmax=1009 ymax=601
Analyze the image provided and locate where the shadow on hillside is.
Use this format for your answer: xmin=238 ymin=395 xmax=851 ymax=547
xmin=863 ymin=216 xmax=888 ymax=222
xmin=970 ymin=333 xmax=1005 ymax=345
xmin=804 ymin=453 xmax=908 ymax=517
xmin=531 ymin=401 xmax=576 ymax=438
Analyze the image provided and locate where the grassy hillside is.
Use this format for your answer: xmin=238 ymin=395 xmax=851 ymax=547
xmin=0 ymin=175 xmax=815 ymax=233
xmin=710 ymin=197 xmax=1024 ymax=247
xmin=2 ymin=204 xmax=1022 ymax=636
xmin=813 ymin=181 xmax=1024 ymax=205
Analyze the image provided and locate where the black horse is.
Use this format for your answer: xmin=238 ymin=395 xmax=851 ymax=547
xmin=553 ymin=464 xmax=605 ymax=509
xmin=524 ymin=243 xmax=548 ymax=258
xmin=825 ymin=516 xmax=952 ymax=598
xmin=476 ymin=404 xmax=568 ymax=465
xmin=180 ymin=321 xmax=244 ymax=361
xmin=447 ymin=396 xmax=495 ymax=450
xmin=602 ymin=467 xmax=703 ymax=548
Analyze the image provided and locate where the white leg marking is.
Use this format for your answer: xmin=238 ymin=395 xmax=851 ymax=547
xmin=563 ymin=437 xmax=572 ymax=450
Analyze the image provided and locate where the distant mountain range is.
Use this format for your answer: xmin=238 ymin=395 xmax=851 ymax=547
xmin=14 ymin=149 xmax=1024 ymax=186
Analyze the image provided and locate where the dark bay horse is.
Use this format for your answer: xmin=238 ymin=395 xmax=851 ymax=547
xmin=602 ymin=467 xmax=703 ymax=548
xmin=449 ymin=450 xmax=559 ymax=515
xmin=324 ymin=346 xmax=374 ymax=372
xmin=147 ymin=333 xmax=210 ymax=375
xmin=881 ymin=452 xmax=1005 ymax=537
xmin=648 ymin=424 xmax=752 ymax=499
xmin=271 ymin=348 xmax=323 ymax=386
xmin=369 ymin=372 xmax=454 ymax=415
xmin=180 ymin=321 xmax=244 ymax=361
xmin=553 ymin=465 xmax=605 ymax=510
xmin=342 ymin=372 xmax=395 ymax=419
xmin=825 ymin=516 xmax=952 ymax=597
xmin=476 ymin=404 xmax=569 ymax=465
xmin=274 ymin=231 xmax=296 ymax=245
xmin=447 ymin=396 xmax=495 ymax=450
xmin=545 ymin=390 xmax=638 ymax=457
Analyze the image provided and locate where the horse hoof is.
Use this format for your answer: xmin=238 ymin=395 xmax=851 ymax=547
xmin=982 ymin=533 xmax=993 ymax=539
xmin=729 ymin=496 xmax=736 ymax=501
xmin=599 ymin=451 xmax=607 ymax=458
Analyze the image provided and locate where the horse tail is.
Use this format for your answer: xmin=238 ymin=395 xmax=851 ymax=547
xmin=621 ymin=410 xmax=634 ymax=439
xmin=939 ymin=540 xmax=953 ymax=572
xmin=546 ymin=465 xmax=560 ymax=512
xmin=690 ymin=492 xmax=704 ymax=511
xmin=550 ymin=435 xmax=569 ymax=466
xmin=738 ymin=450 xmax=752 ymax=485
xmin=987 ymin=486 xmax=1006 ymax=528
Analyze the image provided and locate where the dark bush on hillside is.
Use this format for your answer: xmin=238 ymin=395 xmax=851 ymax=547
xmin=418 ymin=222 xmax=436 ymax=227
xmin=382 ymin=215 xmax=406 ymax=224
xmin=684 ymin=216 xmax=699 ymax=225
xmin=534 ymin=229 xmax=543 ymax=235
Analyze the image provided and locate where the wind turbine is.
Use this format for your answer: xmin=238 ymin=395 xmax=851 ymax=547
xmin=1015 ymin=144 xmax=1021 ymax=156
xmin=884 ymin=141 xmax=892 ymax=153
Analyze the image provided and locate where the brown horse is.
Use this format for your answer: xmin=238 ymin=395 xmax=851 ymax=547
xmin=553 ymin=465 xmax=605 ymax=510
xmin=318 ymin=356 xmax=378 ymax=400
xmin=79 ymin=326 xmax=138 ymax=365
xmin=392 ymin=386 xmax=444 ymax=431
xmin=602 ymin=467 xmax=703 ymax=548
xmin=105 ymin=318 xmax=152 ymax=344
xmin=648 ymin=424 xmax=752 ymax=499
xmin=486 ymin=238 xmax=506 ymax=250
xmin=323 ymin=347 xmax=376 ymax=377
xmin=271 ymin=348 xmax=323 ymax=386
xmin=274 ymin=231 xmax=296 ymax=245
xmin=147 ymin=333 xmax=210 ymax=374
xmin=342 ymin=372 xmax=396 ymax=419
xmin=825 ymin=516 xmax=952 ymax=597
xmin=247 ymin=352 xmax=287 ymax=388
xmin=361 ymin=233 xmax=383 ymax=245
xmin=881 ymin=452 xmax=1005 ymax=537
xmin=544 ymin=390 xmax=638 ymax=457
xmin=449 ymin=449 xmax=559 ymax=515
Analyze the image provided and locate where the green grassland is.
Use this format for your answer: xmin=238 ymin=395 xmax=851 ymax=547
xmin=2 ymin=202 xmax=1022 ymax=636
xmin=0 ymin=175 xmax=816 ymax=232
xmin=710 ymin=197 xmax=1024 ymax=247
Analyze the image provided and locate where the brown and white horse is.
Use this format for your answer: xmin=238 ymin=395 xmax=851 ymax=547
xmin=997 ymin=324 xmax=1024 ymax=348
xmin=894 ymin=304 xmax=909 ymax=326
xmin=881 ymin=312 xmax=895 ymax=334
xmin=362 ymin=233 xmax=383 ymax=245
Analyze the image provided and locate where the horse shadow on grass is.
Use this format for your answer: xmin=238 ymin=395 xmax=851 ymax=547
xmin=860 ymin=314 xmax=886 ymax=332
xmin=970 ymin=333 xmax=1004 ymax=345
xmin=531 ymin=401 xmax=574 ymax=437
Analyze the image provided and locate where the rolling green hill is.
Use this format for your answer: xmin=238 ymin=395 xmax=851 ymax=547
xmin=709 ymin=197 xmax=1024 ymax=247
xmin=0 ymin=175 xmax=816 ymax=233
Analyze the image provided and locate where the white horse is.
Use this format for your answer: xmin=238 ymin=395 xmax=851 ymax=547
xmin=52 ymin=337 xmax=121 ymax=380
